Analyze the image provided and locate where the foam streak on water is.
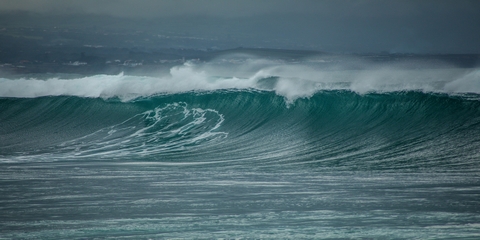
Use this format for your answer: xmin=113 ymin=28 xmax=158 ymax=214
xmin=54 ymin=102 xmax=227 ymax=160
xmin=1 ymin=163 xmax=480 ymax=239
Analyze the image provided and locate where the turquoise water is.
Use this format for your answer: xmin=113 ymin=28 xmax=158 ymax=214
xmin=1 ymin=62 xmax=480 ymax=238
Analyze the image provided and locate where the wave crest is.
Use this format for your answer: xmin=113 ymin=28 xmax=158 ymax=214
xmin=0 ymin=60 xmax=479 ymax=102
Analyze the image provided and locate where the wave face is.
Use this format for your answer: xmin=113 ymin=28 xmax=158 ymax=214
xmin=1 ymin=88 xmax=480 ymax=170
xmin=2 ymin=60 xmax=480 ymax=238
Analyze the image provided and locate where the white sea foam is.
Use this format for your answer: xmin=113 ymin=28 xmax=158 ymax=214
xmin=26 ymin=102 xmax=228 ymax=160
xmin=0 ymin=59 xmax=478 ymax=101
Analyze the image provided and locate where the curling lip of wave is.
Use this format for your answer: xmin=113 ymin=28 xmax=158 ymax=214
xmin=0 ymin=62 xmax=479 ymax=101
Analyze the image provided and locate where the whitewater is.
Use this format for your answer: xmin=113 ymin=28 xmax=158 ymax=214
xmin=1 ymin=59 xmax=480 ymax=100
xmin=1 ymin=57 xmax=480 ymax=238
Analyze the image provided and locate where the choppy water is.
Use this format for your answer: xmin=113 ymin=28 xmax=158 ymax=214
xmin=1 ymin=58 xmax=480 ymax=238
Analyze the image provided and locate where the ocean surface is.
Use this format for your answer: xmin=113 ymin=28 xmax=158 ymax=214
xmin=1 ymin=57 xmax=480 ymax=238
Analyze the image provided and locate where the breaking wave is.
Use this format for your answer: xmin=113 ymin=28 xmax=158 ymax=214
xmin=0 ymin=60 xmax=479 ymax=102
xmin=1 ymin=59 xmax=480 ymax=170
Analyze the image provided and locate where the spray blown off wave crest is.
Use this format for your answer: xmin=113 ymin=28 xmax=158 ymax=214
xmin=0 ymin=58 xmax=479 ymax=101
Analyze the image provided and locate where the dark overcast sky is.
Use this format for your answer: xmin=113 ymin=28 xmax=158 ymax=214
xmin=1 ymin=0 xmax=479 ymax=53
xmin=1 ymin=0 xmax=478 ymax=19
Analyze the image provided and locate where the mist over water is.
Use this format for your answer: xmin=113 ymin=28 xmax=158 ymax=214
xmin=1 ymin=56 xmax=480 ymax=238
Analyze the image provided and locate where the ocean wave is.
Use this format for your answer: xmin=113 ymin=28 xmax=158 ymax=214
xmin=1 ymin=90 xmax=479 ymax=170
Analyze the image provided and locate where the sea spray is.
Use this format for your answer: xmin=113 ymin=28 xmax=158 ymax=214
xmin=0 ymin=58 xmax=477 ymax=102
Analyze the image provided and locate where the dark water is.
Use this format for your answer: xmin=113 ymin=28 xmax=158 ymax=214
xmin=1 ymin=64 xmax=480 ymax=238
